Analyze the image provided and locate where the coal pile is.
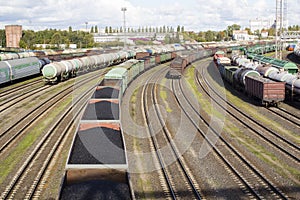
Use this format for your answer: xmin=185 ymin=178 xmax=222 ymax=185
xmin=69 ymin=127 xmax=126 ymax=164
xmin=60 ymin=180 xmax=131 ymax=200
xmin=82 ymin=101 xmax=119 ymax=120
xmin=93 ymin=87 xmax=120 ymax=99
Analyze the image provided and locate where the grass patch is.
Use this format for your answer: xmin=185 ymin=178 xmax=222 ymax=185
xmin=0 ymin=96 xmax=72 ymax=185
xmin=184 ymin=66 xmax=225 ymax=120
xmin=225 ymin=119 xmax=300 ymax=183
xmin=204 ymin=65 xmax=299 ymax=143
xmin=130 ymin=88 xmax=139 ymax=118
xmin=0 ymin=74 xmax=101 ymax=185
xmin=159 ymin=78 xmax=172 ymax=113
xmin=0 ymin=77 xmax=42 ymax=93
xmin=224 ymin=88 xmax=300 ymax=143
xmin=186 ymin=64 xmax=300 ymax=184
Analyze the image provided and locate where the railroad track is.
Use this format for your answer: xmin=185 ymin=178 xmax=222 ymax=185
xmin=141 ymin=66 xmax=202 ymax=199
xmin=0 ymin=83 xmax=51 ymax=114
xmin=171 ymin=63 xmax=289 ymax=199
xmin=0 ymin=71 xmax=107 ymax=154
xmin=196 ymin=63 xmax=300 ymax=164
xmin=0 ymin=78 xmax=43 ymax=99
xmin=0 ymin=72 xmax=102 ymax=199
xmin=267 ymin=107 xmax=300 ymax=128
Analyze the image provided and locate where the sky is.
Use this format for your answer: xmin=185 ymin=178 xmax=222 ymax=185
xmin=0 ymin=0 xmax=299 ymax=32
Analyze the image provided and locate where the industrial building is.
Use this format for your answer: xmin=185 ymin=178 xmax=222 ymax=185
xmin=5 ymin=25 xmax=22 ymax=48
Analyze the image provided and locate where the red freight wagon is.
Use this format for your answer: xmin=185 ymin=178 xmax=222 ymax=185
xmin=245 ymin=76 xmax=285 ymax=107
xmin=135 ymin=52 xmax=150 ymax=59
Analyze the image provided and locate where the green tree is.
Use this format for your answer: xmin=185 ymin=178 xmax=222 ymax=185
xmin=227 ymin=24 xmax=241 ymax=37
xmin=177 ymin=25 xmax=180 ymax=33
xmin=175 ymin=32 xmax=180 ymax=43
xmin=95 ymin=25 xmax=98 ymax=33
xmin=69 ymin=26 xmax=72 ymax=32
xmin=0 ymin=30 xmax=6 ymax=47
xmin=245 ymin=27 xmax=252 ymax=35
xmin=20 ymin=30 xmax=35 ymax=49
xmin=216 ymin=32 xmax=223 ymax=41
xmin=105 ymin=26 xmax=108 ymax=33
xmin=109 ymin=26 xmax=112 ymax=33
xmin=19 ymin=40 xmax=26 ymax=49
xmin=267 ymin=28 xmax=275 ymax=36
xmin=205 ymin=30 xmax=215 ymax=41
xmin=181 ymin=26 xmax=185 ymax=33
xmin=65 ymin=38 xmax=70 ymax=48
xmin=50 ymin=32 xmax=62 ymax=48
xmin=90 ymin=26 xmax=94 ymax=33
xmin=164 ymin=34 xmax=170 ymax=44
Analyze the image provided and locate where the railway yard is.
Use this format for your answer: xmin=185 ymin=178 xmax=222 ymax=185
xmin=0 ymin=44 xmax=299 ymax=200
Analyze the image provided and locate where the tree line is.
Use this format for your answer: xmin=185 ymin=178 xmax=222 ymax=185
xmin=1 ymin=24 xmax=299 ymax=49
xmin=101 ymin=25 xmax=185 ymax=34
xmin=0 ymin=27 xmax=95 ymax=49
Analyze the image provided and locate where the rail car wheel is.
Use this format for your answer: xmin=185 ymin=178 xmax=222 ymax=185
xmin=263 ymin=101 xmax=268 ymax=108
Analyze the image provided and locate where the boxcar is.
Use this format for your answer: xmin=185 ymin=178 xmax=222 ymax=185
xmin=104 ymin=67 xmax=128 ymax=94
xmin=245 ymin=76 xmax=285 ymax=107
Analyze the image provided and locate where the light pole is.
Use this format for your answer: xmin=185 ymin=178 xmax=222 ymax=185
xmin=121 ymin=7 xmax=127 ymax=49
xmin=85 ymin=22 xmax=88 ymax=32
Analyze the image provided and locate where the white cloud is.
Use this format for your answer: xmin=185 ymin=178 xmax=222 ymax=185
xmin=0 ymin=0 xmax=299 ymax=31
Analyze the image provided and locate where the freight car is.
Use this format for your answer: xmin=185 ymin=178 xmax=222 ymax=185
xmin=61 ymin=50 xmax=179 ymax=199
xmin=245 ymin=76 xmax=285 ymax=107
xmin=167 ymin=49 xmax=214 ymax=79
xmin=0 ymin=51 xmax=36 ymax=61
xmin=213 ymin=50 xmax=225 ymax=63
xmin=0 ymin=57 xmax=42 ymax=84
xmin=62 ymin=77 xmax=131 ymax=199
xmin=218 ymin=65 xmax=238 ymax=84
xmin=217 ymin=61 xmax=285 ymax=106
xmin=233 ymin=67 xmax=260 ymax=87
xmin=217 ymin=54 xmax=300 ymax=104
xmin=294 ymin=47 xmax=300 ymax=57
xmin=247 ymin=53 xmax=298 ymax=74
xmin=41 ymin=44 xmax=181 ymax=84
xmin=245 ymin=43 xmax=277 ymax=55
xmin=42 ymin=51 xmax=136 ymax=84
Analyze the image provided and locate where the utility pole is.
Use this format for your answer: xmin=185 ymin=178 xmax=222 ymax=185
xmin=121 ymin=7 xmax=127 ymax=49
xmin=275 ymin=0 xmax=287 ymax=60
xmin=85 ymin=22 xmax=88 ymax=32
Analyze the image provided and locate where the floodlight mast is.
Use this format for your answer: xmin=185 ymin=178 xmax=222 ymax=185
xmin=121 ymin=7 xmax=127 ymax=49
